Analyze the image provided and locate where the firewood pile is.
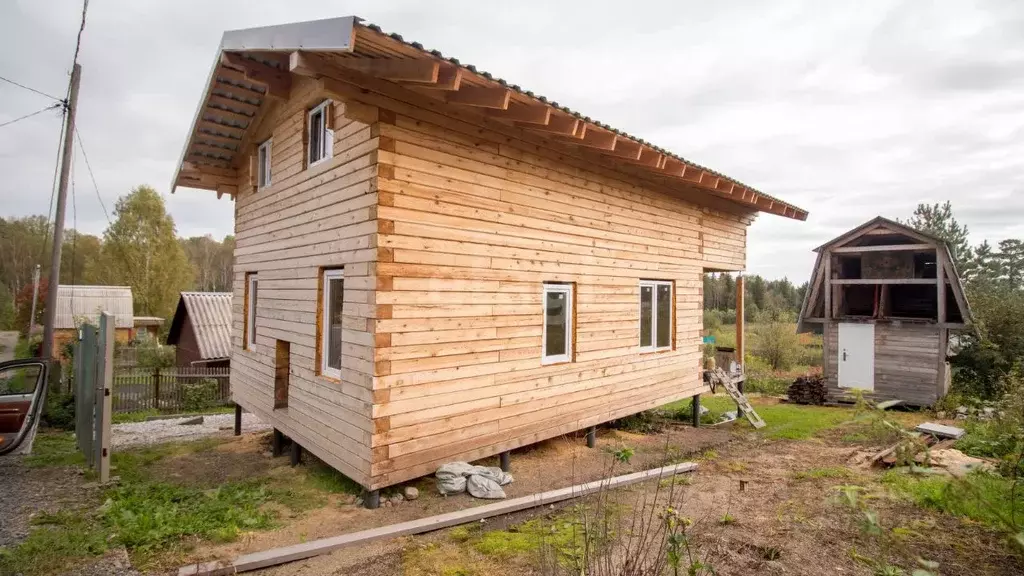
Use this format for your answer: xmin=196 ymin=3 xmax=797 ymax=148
xmin=786 ymin=374 xmax=827 ymax=405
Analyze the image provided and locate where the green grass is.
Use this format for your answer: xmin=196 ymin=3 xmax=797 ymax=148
xmin=111 ymin=406 xmax=234 ymax=424
xmin=23 ymin=432 xmax=84 ymax=468
xmin=792 ymin=466 xmax=852 ymax=481
xmin=0 ymin=511 xmax=108 ymax=576
xmin=881 ymin=469 xmax=1024 ymax=533
xmin=661 ymin=395 xmax=855 ymax=440
xmin=305 ymin=461 xmax=364 ymax=495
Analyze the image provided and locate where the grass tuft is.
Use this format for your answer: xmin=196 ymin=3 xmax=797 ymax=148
xmin=792 ymin=466 xmax=852 ymax=481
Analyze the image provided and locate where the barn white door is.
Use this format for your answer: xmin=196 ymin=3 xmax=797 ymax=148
xmin=838 ymin=323 xmax=875 ymax=390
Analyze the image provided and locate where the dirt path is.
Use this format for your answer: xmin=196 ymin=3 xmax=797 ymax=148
xmin=0 ymin=458 xmax=89 ymax=548
xmin=0 ymin=330 xmax=19 ymax=362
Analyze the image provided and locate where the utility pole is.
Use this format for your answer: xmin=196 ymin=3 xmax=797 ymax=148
xmin=28 ymin=264 xmax=41 ymax=336
xmin=40 ymin=63 xmax=81 ymax=359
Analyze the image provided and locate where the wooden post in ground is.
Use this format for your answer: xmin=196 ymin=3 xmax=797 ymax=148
xmin=272 ymin=429 xmax=284 ymax=457
xmin=735 ymin=273 xmax=746 ymax=414
xmin=290 ymin=441 xmax=302 ymax=466
xmin=585 ymin=426 xmax=596 ymax=448
xmin=234 ymin=404 xmax=242 ymax=436
xmin=499 ymin=451 xmax=511 ymax=472
xmin=153 ymin=367 xmax=161 ymax=411
xmin=691 ymin=394 xmax=701 ymax=428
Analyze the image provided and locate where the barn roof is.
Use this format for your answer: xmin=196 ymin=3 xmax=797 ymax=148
xmin=171 ymin=16 xmax=808 ymax=221
xmin=55 ymin=285 xmax=134 ymax=329
xmin=166 ymin=292 xmax=233 ymax=361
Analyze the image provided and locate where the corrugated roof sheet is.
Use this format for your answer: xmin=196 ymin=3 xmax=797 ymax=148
xmin=176 ymin=292 xmax=233 ymax=360
xmin=55 ymin=285 xmax=134 ymax=329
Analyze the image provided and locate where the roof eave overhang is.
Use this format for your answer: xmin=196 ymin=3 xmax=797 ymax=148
xmin=170 ymin=16 xmax=808 ymax=221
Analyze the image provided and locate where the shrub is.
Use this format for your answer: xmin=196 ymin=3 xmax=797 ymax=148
xmin=702 ymin=310 xmax=723 ymax=332
xmin=751 ymin=322 xmax=802 ymax=371
xmin=181 ymin=378 xmax=219 ymax=412
xmin=134 ymin=333 xmax=174 ymax=370
xmin=42 ymin=391 xmax=76 ymax=430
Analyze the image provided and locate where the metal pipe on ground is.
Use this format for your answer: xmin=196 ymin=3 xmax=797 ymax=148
xmin=177 ymin=461 xmax=699 ymax=576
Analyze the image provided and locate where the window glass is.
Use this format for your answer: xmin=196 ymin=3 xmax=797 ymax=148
xmin=542 ymin=284 xmax=573 ymax=363
xmin=545 ymin=291 xmax=567 ymax=357
xmin=257 ymin=140 xmax=271 ymax=188
xmin=326 ymin=276 xmax=344 ymax=372
xmin=656 ymin=284 xmax=672 ymax=348
xmin=639 ymin=285 xmax=653 ymax=348
xmin=246 ymin=274 xmax=258 ymax=349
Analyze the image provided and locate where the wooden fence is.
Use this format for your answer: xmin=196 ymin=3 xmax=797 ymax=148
xmin=110 ymin=366 xmax=231 ymax=414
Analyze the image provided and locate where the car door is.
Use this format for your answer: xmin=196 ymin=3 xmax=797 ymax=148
xmin=0 ymin=359 xmax=50 ymax=456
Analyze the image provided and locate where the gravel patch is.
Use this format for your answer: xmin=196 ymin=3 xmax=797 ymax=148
xmin=0 ymin=457 xmax=89 ymax=548
xmin=112 ymin=413 xmax=270 ymax=448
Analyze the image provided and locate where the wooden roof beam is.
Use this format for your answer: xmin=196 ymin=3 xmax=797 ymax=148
xmin=522 ymin=114 xmax=579 ymax=136
xmin=221 ymin=52 xmax=291 ymax=99
xmin=576 ymin=128 xmax=617 ymax=150
xmin=628 ymin=148 xmax=665 ymax=168
xmin=661 ymin=158 xmax=687 ymax=178
xmin=200 ymin=106 xmax=252 ymax=126
xmin=412 ymin=65 xmax=462 ymax=90
xmin=446 ymin=85 xmax=511 ymax=109
xmin=187 ymin=152 xmax=232 ymax=168
xmin=212 ymin=79 xmax=264 ymax=100
xmin=191 ymin=143 xmax=235 ymax=158
xmin=333 ymin=57 xmax=440 ymax=83
xmin=486 ymin=101 xmax=551 ymax=124
xmin=603 ymin=138 xmax=643 ymax=160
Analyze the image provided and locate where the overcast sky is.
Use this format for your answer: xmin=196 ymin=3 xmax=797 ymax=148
xmin=2 ymin=0 xmax=1022 ymax=282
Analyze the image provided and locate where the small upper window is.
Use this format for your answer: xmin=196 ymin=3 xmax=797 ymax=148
xmin=542 ymin=283 xmax=573 ymax=364
xmin=320 ymin=269 xmax=344 ymax=379
xmin=307 ymin=100 xmax=333 ymax=167
xmin=257 ymin=139 xmax=272 ymax=189
xmin=639 ymin=280 xmax=672 ymax=352
xmin=245 ymin=273 xmax=258 ymax=350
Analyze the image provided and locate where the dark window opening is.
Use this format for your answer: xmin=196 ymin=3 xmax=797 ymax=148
xmin=890 ymin=285 xmax=937 ymax=319
xmin=274 ymin=340 xmax=290 ymax=409
xmin=913 ymin=253 xmax=937 ymax=279
xmin=839 ymin=285 xmax=875 ymax=316
xmin=838 ymin=256 xmax=862 ymax=279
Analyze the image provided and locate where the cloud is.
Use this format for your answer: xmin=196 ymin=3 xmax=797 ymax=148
xmin=2 ymin=0 xmax=1022 ymax=281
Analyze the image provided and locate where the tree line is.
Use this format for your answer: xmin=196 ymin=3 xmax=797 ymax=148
xmin=0 ymin=185 xmax=234 ymax=333
xmin=900 ymin=201 xmax=1024 ymax=399
xmin=703 ymin=273 xmax=807 ymax=321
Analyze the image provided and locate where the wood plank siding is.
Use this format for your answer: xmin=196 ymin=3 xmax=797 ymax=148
xmin=230 ymin=77 xmax=380 ymax=487
xmin=229 ymin=73 xmax=754 ymax=491
xmin=824 ymin=322 xmax=946 ymax=406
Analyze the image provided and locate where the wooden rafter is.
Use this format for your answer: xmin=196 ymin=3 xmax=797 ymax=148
xmin=207 ymin=95 xmax=258 ymax=115
xmin=576 ymin=129 xmax=617 ymax=150
xmin=221 ymin=52 xmax=291 ymax=99
xmin=213 ymin=79 xmax=264 ymax=100
xmin=187 ymin=152 xmax=232 ymax=168
xmin=201 ymin=106 xmax=251 ymax=125
xmin=414 ymin=65 xmax=462 ymax=90
xmin=486 ymin=101 xmax=551 ymax=124
xmin=336 ymin=57 xmax=440 ymax=83
xmin=629 ymin=148 xmax=665 ymax=168
xmin=522 ymin=114 xmax=579 ymax=136
xmin=446 ymin=85 xmax=511 ymax=109
xmin=198 ymin=120 xmax=245 ymax=139
xmin=603 ymin=138 xmax=643 ymax=160
xmin=192 ymin=143 xmax=235 ymax=158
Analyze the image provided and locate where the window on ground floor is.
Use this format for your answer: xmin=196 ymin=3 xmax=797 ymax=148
xmin=320 ymin=268 xmax=344 ymax=379
xmin=640 ymin=279 xmax=673 ymax=352
xmin=542 ymin=282 xmax=574 ymax=364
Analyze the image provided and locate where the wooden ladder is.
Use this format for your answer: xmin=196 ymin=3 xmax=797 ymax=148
xmin=710 ymin=368 xmax=766 ymax=429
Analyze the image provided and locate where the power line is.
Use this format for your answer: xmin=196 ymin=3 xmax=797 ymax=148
xmin=0 ymin=103 xmax=60 ymax=130
xmin=39 ymin=106 xmax=68 ymax=265
xmin=74 ymin=128 xmax=110 ymax=225
xmin=0 ymin=75 xmax=63 ymax=103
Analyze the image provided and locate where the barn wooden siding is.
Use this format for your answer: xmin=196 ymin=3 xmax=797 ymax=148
xmin=229 ymin=77 xmax=380 ymax=487
xmin=825 ymin=322 xmax=946 ymax=407
xmin=229 ymin=71 xmax=754 ymax=491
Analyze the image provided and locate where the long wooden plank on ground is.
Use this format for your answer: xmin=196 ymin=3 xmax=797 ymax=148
xmin=177 ymin=461 xmax=698 ymax=576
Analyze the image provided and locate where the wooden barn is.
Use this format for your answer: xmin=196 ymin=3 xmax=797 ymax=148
xmin=170 ymin=16 xmax=807 ymax=500
xmin=797 ymin=217 xmax=973 ymax=406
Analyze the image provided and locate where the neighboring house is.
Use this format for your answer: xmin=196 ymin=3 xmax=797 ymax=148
xmin=171 ymin=17 xmax=807 ymax=496
xmin=797 ymin=217 xmax=973 ymax=406
xmin=166 ymin=292 xmax=232 ymax=368
xmin=132 ymin=316 xmax=165 ymax=340
xmin=52 ymin=285 xmax=134 ymax=356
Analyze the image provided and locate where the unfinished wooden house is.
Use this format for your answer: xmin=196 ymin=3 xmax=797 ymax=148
xmin=797 ymin=217 xmax=972 ymax=406
xmin=170 ymin=16 xmax=808 ymax=497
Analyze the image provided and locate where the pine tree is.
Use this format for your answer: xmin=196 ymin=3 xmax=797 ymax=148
xmin=899 ymin=201 xmax=973 ymax=266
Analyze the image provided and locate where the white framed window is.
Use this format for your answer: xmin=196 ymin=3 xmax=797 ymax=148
xmin=542 ymin=283 xmax=574 ymax=365
xmin=307 ymin=100 xmax=333 ymax=168
xmin=257 ymin=139 xmax=272 ymax=189
xmin=320 ymin=269 xmax=344 ymax=379
xmin=245 ymin=273 xmax=258 ymax=350
xmin=639 ymin=280 xmax=673 ymax=352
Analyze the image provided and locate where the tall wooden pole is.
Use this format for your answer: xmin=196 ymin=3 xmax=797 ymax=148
xmin=735 ymin=273 xmax=745 ymax=369
xmin=41 ymin=64 xmax=81 ymax=359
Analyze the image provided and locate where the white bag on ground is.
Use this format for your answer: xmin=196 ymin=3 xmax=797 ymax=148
xmin=435 ymin=461 xmax=514 ymax=497
xmin=466 ymin=474 xmax=506 ymax=499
